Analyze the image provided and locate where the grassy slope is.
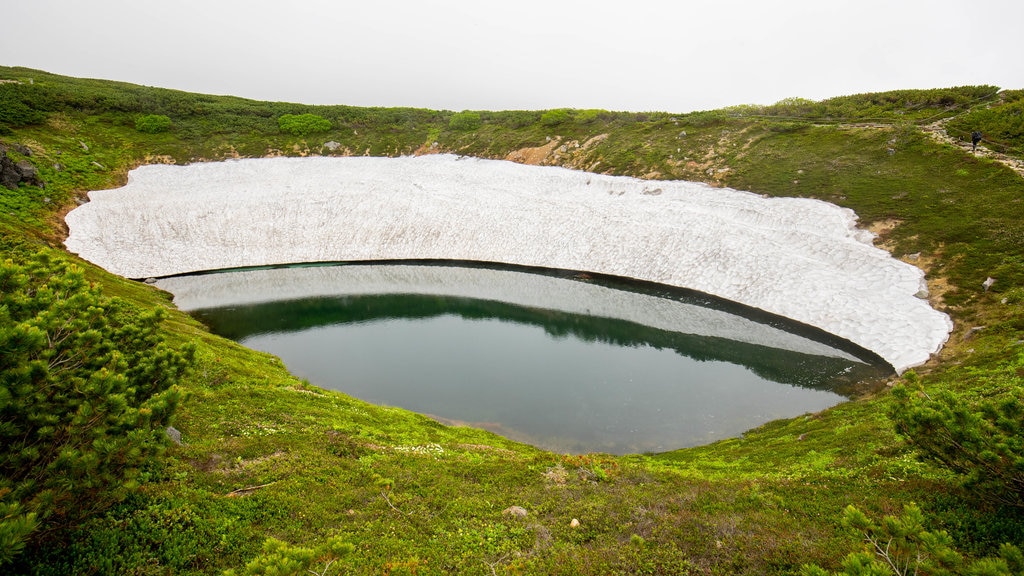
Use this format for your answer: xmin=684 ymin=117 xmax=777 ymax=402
xmin=2 ymin=67 xmax=1023 ymax=574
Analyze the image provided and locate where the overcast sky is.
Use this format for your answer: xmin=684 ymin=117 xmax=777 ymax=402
xmin=3 ymin=1 xmax=1021 ymax=113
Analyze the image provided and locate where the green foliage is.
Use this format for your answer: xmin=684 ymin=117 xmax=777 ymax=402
xmin=134 ymin=113 xmax=173 ymax=133
xmin=277 ymin=113 xmax=331 ymax=137
xmin=448 ymin=110 xmax=481 ymax=131
xmin=540 ymin=108 xmax=570 ymax=126
xmin=0 ymin=84 xmax=46 ymax=134
xmin=575 ymin=109 xmax=602 ymax=124
xmin=890 ymin=368 xmax=1024 ymax=508
xmin=801 ymin=504 xmax=1023 ymax=576
xmin=226 ymin=536 xmax=354 ymax=576
xmin=482 ymin=109 xmax=538 ymax=129
xmin=0 ymin=250 xmax=195 ymax=567
xmin=679 ymin=109 xmax=729 ymax=127
xmin=946 ymin=90 xmax=1024 ymax=155
xmin=754 ymin=86 xmax=1001 ymax=123
xmin=0 ymin=501 xmax=38 ymax=565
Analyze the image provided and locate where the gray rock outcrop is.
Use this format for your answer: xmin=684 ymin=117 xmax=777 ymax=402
xmin=0 ymin=146 xmax=43 ymax=189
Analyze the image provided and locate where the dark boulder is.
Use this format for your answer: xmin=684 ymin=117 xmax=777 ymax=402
xmin=0 ymin=148 xmax=44 ymax=189
xmin=15 ymin=160 xmax=42 ymax=186
xmin=0 ymin=151 xmax=20 ymax=189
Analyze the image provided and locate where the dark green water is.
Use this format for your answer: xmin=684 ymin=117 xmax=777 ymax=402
xmin=180 ymin=265 xmax=892 ymax=454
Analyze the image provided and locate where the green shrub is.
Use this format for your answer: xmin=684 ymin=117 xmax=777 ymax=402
xmin=890 ymin=368 xmax=1024 ymax=509
xmin=277 ymin=113 xmax=331 ymax=137
xmin=0 ymin=84 xmax=47 ymax=128
xmin=225 ymin=536 xmax=353 ymax=576
xmin=0 ymin=250 xmax=195 ymax=567
xmin=680 ymin=109 xmax=728 ymax=127
xmin=448 ymin=110 xmax=481 ymax=131
xmin=540 ymin=108 xmax=570 ymax=126
xmin=800 ymin=504 xmax=1024 ymax=575
xmin=575 ymin=109 xmax=602 ymax=124
xmin=134 ymin=114 xmax=173 ymax=133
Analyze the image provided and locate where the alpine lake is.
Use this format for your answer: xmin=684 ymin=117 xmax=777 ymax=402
xmin=157 ymin=262 xmax=893 ymax=455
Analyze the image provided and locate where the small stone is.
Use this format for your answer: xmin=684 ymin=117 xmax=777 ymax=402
xmin=982 ymin=277 xmax=996 ymax=291
xmin=502 ymin=506 xmax=528 ymax=518
xmin=166 ymin=426 xmax=182 ymax=445
xmin=569 ymin=518 xmax=580 ymax=528
xmin=962 ymin=326 xmax=984 ymax=342
xmin=323 ymin=141 xmax=342 ymax=151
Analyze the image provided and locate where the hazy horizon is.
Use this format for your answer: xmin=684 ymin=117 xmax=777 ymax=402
xmin=3 ymin=1 xmax=1022 ymax=114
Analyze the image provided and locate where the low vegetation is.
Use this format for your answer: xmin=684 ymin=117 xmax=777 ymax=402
xmin=1 ymin=66 xmax=1022 ymax=574
xmin=277 ymin=113 xmax=331 ymax=137
xmin=135 ymin=113 xmax=173 ymax=134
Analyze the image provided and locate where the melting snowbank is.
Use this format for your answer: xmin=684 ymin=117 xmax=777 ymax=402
xmin=64 ymin=155 xmax=951 ymax=372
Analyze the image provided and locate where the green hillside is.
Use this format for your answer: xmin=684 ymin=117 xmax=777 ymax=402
xmin=2 ymin=66 xmax=1023 ymax=575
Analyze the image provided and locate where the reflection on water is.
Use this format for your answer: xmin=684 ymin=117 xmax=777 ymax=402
xmin=159 ymin=263 xmax=892 ymax=454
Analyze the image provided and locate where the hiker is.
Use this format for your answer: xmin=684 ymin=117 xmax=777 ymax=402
xmin=971 ymin=131 xmax=982 ymax=151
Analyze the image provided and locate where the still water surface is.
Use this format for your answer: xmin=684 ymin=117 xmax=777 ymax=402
xmin=164 ymin=264 xmax=892 ymax=454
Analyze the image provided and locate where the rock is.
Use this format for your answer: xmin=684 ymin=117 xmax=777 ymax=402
xmin=0 ymin=151 xmax=44 ymax=189
xmin=502 ymin=506 xmax=528 ymax=518
xmin=0 ymin=152 xmax=20 ymax=189
xmin=166 ymin=426 xmax=182 ymax=445
xmin=15 ymin=160 xmax=40 ymax=185
xmin=962 ymin=326 xmax=984 ymax=341
xmin=569 ymin=518 xmax=580 ymax=528
xmin=983 ymin=277 xmax=996 ymax=291
xmin=323 ymin=141 xmax=342 ymax=151
xmin=14 ymin=144 xmax=32 ymax=156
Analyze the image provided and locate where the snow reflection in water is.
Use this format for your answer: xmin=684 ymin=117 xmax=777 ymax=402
xmin=157 ymin=264 xmax=892 ymax=454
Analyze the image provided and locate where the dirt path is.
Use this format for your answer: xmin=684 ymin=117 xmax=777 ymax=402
xmin=920 ymin=113 xmax=1024 ymax=179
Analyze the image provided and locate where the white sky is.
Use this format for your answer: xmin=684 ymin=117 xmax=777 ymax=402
xmin=2 ymin=0 xmax=1021 ymax=113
